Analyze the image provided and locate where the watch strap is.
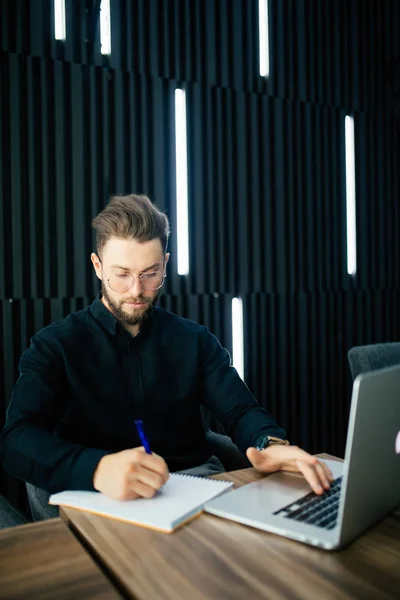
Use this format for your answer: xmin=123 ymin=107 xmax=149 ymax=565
xmin=255 ymin=435 xmax=290 ymax=451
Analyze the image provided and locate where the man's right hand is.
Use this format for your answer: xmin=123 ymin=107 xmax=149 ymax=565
xmin=93 ymin=447 xmax=169 ymax=500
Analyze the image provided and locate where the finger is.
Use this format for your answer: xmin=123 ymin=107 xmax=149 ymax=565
xmin=129 ymin=447 xmax=170 ymax=483
xmin=129 ymin=465 xmax=166 ymax=492
xmin=267 ymin=444 xmax=320 ymax=467
xmin=120 ymin=489 xmax=141 ymax=501
xmin=320 ymin=461 xmax=335 ymax=482
xmin=141 ymin=453 xmax=170 ymax=483
xmin=314 ymin=461 xmax=331 ymax=490
xmin=296 ymin=460 xmax=324 ymax=495
xmin=292 ymin=452 xmax=335 ymax=486
xmin=317 ymin=460 xmax=335 ymax=484
xmin=130 ymin=479 xmax=158 ymax=499
xmin=290 ymin=448 xmax=320 ymax=466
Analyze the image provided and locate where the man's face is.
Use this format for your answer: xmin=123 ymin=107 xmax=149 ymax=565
xmin=91 ymin=237 xmax=169 ymax=328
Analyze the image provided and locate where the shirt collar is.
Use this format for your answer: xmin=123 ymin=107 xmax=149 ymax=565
xmin=90 ymin=293 xmax=156 ymax=337
xmin=90 ymin=294 xmax=118 ymax=335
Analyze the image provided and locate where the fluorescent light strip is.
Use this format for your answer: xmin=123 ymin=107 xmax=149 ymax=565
xmin=232 ymin=298 xmax=244 ymax=380
xmin=345 ymin=116 xmax=357 ymax=276
xmin=175 ymin=89 xmax=189 ymax=276
xmin=258 ymin=0 xmax=270 ymax=77
xmin=100 ymin=0 xmax=112 ymax=55
xmin=54 ymin=0 xmax=66 ymax=41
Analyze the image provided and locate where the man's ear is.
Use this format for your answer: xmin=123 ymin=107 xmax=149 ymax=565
xmin=164 ymin=253 xmax=170 ymax=267
xmin=91 ymin=253 xmax=102 ymax=280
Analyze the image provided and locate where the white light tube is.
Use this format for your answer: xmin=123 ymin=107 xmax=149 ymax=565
xmin=100 ymin=0 xmax=112 ymax=55
xmin=258 ymin=0 xmax=270 ymax=77
xmin=345 ymin=115 xmax=357 ymax=276
xmin=54 ymin=0 xmax=66 ymax=41
xmin=175 ymin=89 xmax=189 ymax=276
xmin=232 ymin=297 xmax=244 ymax=380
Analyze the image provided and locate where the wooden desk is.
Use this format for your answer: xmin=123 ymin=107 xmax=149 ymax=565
xmin=61 ymin=455 xmax=400 ymax=600
xmin=0 ymin=518 xmax=121 ymax=599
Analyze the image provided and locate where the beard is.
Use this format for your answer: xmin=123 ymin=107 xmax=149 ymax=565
xmin=101 ymin=282 xmax=159 ymax=327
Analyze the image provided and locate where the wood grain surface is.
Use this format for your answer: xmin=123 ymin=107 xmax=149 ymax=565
xmin=60 ymin=454 xmax=400 ymax=600
xmin=0 ymin=518 xmax=121 ymax=600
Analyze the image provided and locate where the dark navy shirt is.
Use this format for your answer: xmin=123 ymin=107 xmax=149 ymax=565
xmin=0 ymin=295 xmax=285 ymax=493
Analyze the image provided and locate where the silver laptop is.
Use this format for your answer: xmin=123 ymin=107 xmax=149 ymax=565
xmin=205 ymin=365 xmax=400 ymax=550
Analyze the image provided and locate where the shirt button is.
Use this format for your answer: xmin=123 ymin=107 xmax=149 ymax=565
xmin=136 ymin=379 xmax=141 ymax=385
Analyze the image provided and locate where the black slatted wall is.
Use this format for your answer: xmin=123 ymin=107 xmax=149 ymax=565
xmin=1 ymin=0 xmax=400 ymax=504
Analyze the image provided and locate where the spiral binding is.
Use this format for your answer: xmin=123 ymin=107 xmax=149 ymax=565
xmin=174 ymin=473 xmax=231 ymax=485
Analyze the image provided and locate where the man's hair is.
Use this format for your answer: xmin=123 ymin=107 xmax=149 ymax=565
xmin=92 ymin=194 xmax=170 ymax=255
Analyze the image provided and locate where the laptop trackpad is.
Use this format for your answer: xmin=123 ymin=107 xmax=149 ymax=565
xmin=253 ymin=472 xmax=312 ymax=510
xmin=206 ymin=472 xmax=311 ymax=515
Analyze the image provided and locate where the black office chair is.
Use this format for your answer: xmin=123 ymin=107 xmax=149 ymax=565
xmin=26 ymin=483 xmax=59 ymax=522
xmin=0 ymin=494 xmax=29 ymax=530
xmin=205 ymin=430 xmax=251 ymax=471
xmin=201 ymin=404 xmax=251 ymax=472
xmin=348 ymin=342 xmax=400 ymax=380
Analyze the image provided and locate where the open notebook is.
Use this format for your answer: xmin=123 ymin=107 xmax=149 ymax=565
xmin=49 ymin=474 xmax=233 ymax=533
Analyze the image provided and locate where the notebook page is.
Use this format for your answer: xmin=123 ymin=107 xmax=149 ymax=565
xmin=49 ymin=474 xmax=233 ymax=533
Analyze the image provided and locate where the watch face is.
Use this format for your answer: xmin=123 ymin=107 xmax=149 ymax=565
xmin=256 ymin=435 xmax=270 ymax=451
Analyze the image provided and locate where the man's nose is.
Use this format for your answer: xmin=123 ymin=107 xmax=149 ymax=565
xmin=128 ymin=275 xmax=144 ymax=295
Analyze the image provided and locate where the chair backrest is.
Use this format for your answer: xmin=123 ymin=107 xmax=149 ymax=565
xmin=26 ymin=483 xmax=59 ymax=521
xmin=348 ymin=342 xmax=400 ymax=380
xmin=0 ymin=494 xmax=28 ymax=529
xmin=205 ymin=431 xmax=250 ymax=471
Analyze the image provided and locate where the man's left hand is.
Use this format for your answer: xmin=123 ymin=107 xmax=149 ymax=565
xmin=246 ymin=445 xmax=334 ymax=495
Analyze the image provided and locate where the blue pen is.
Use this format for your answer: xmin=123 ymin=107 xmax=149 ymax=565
xmin=134 ymin=420 xmax=152 ymax=454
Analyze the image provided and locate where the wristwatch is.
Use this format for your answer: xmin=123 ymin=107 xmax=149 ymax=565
xmin=255 ymin=435 xmax=290 ymax=451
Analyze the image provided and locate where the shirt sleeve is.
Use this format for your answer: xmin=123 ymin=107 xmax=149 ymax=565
xmin=200 ymin=327 xmax=286 ymax=453
xmin=0 ymin=333 xmax=109 ymax=493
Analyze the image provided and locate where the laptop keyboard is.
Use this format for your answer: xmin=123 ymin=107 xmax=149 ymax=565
xmin=273 ymin=476 xmax=342 ymax=530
